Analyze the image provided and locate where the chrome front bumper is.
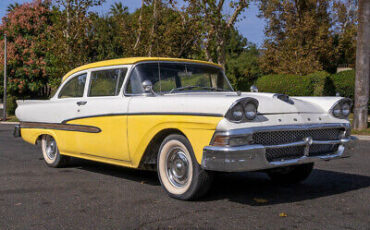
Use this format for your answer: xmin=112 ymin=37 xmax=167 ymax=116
xmin=201 ymin=124 xmax=358 ymax=172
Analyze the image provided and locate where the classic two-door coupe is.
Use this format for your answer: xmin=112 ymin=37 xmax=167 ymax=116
xmin=15 ymin=57 xmax=357 ymax=200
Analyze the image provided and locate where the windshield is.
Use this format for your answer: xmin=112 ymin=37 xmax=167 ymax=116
xmin=125 ymin=62 xmax=234 ymax=94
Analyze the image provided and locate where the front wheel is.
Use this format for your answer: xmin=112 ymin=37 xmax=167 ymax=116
xmin=41 ymin=135 xmax=69 ymax=168
xmin=267 ymin=163 xmax=314 ymax=184
xmin=157 ymin=134 xmax=212 ymax=200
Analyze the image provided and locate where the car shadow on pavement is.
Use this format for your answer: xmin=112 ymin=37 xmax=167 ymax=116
xmin=68 ymin=157 xmax=370 ymax=205
xmin=67 ymin=158 xmax=160 ymax=186
xmin=204 ymin=169 xmax=370 ymax=205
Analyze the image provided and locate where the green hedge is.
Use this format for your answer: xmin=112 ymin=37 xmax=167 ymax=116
xmin=6 ymin=96 xmax=17 ymax=116
xmin=256 ymin=70 xmax=354 ymax=98
xmin=330 ymin=70 xmax=355 ymax=99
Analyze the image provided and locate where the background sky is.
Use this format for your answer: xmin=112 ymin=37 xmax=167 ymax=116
xmin=0 ymin=0 xmax=266 ymax=46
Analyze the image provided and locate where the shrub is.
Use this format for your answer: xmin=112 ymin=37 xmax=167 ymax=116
xmin=6 ymin=96 xmax=17 ymax=116
xmin=306 ymin=71 xmax=335 ymax=96
xmin=255 ymin=71 xmax=333 ymax=96
xmin=330 ymin=70 xmax=355 ymax=99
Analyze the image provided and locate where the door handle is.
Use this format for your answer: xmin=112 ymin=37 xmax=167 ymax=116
xmin=77 ymin=101 xmax=87 ymax=106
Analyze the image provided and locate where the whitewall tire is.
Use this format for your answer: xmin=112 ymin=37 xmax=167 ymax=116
xmin=41 ymin=135 xmax=69 ymax=168
xmin=157 ymin=134 xmax=212 ymax=200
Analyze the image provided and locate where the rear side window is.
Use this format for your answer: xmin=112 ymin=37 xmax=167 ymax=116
xmin=59 ymin=73 xmax=87 ymax=98
xmin=88 ymin=68 xmax=128 ymax=97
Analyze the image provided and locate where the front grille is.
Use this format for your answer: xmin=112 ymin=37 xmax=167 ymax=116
xmin=253 ymin=128 xmax=344 ymax=162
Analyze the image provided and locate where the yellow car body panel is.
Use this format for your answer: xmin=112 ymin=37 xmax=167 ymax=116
xmin=64 ymin=116 xmax=130 ymax=162
xmin=20 ymin=115 xmax=222 ymax=168
xmin=126 ymin=115 xmax=222 ymax=166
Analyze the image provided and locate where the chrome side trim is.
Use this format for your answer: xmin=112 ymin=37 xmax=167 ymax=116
xmin=20 ymin=122 xmax=101 ymax=133
xmin=62 ymin=112 xmax=224 ymax=123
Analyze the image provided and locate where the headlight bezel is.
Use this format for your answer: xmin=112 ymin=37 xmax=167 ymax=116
xmin=225 ymin=98 xmax=259 ymax=123
xmin=330 ymin=98 xmax=352 ymax=119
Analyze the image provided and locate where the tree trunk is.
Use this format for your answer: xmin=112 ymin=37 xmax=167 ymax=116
xmin=148 ymin=0 xmax=159 ymax=57
xmin=133 ymin=0 xmax=144 ymax=52
xmin=353 ymin=0 xmax=370 ymax=130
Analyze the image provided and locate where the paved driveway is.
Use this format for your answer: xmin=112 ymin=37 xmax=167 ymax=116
xmin=0 ymin=124 xmax=369 ymax=230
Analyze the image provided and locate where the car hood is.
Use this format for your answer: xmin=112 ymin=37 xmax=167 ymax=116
xmin=128 ymin=92 xmax=339 ymax=116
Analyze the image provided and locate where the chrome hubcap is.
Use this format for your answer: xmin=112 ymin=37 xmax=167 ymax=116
xmin=166 ymin=148 xmax=189 ymax=188
xmin=45 ymin=136 xmax=57 ymax=160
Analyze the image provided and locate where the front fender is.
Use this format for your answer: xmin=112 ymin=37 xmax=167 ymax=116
xmin=127 ymin=115 xmax=222 ymax=167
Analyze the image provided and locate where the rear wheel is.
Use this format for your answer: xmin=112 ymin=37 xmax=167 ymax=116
xmin=41 ymin=135 xmax=69 ymax=168
xmin=157 ymin=134 xmax=212 ymax=200
xmin=267 ymin=163 xmax=314 ymax=184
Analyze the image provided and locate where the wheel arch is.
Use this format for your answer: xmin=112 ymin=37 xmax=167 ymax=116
xmin=21 ymin=128 xmax=58 ymax=145
xmin=138 ymin=128 xmax=186 ymax=170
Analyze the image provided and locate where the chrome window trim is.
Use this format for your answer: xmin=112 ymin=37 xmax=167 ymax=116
xmin=122 ymin=61 xmax=234 ymax=97
xmin=56 ymin=71 xmax=89 ymax=99
xmin=87 ymin=66 xmax=129 ymax=98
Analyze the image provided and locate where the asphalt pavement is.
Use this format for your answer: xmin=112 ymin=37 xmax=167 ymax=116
xmin=0 ymin=124 xmax=369 ymax=230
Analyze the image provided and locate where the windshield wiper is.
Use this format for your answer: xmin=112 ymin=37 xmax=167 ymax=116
xmin=169 ymin=86 xmax=198 ymax=93
xmin=200 ymin=86 xmax=225 ymax=92
xmin=169 ymin=86 xmax=225 ymax=94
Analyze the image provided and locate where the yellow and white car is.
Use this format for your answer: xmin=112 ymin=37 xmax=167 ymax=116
xmin=14 ymin=57 xmax=357 ymax=200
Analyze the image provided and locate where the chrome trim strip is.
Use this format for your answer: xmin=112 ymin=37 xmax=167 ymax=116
xmin=264 ymin=140 xmax=307 ymax=149
xmin=264 ymin=138 xmax=351 ymax=149
xmin=217 ymin=123 xmax=350 ymax=137
xmin=20 ymin=122 xmax=101 ymax=133
xmin=62 ymin=112 xmax=224 ymax=123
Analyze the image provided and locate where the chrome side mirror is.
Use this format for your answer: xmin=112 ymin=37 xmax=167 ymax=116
xmin=250 ymin=85 xmax=258 ymax=92
xmin=142 ymin=80 xmax=153 ymax=94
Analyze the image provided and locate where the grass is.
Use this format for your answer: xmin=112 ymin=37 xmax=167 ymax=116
xmin=349 ymin=113 xmax=370 ymax=136
xmin=351 ymin=121 xmax=370 ymax=135
xmin=1 ymin=115 xmax=19 ymax=122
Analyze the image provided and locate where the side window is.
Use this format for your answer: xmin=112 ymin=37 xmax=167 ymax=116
xmin=59 ymin=73 xmax=87 ymax=98
xmin=88 ymin=68 xmax=128 ymax=97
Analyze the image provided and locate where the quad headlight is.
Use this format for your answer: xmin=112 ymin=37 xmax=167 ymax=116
xmin=226 ymin=98 xmax=259 ymax=123
xmin=331 ymin=99 xmax=352 ymax=119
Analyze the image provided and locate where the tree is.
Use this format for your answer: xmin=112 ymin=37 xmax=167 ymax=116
xmin=353 ymin=0 xmax=369 ymax=130
xmin=109 ymin=2 xmax=128 ymax=16
xmin=0 ymin=0 xmax=53 ymax=98
xmin=172 ymin=0 xmax=249 ymax=66
xmin=258 ymin=0 xmax=335 ymax=75
xmin=148 ymin=0 xmax=160 ymax=56
xmin=49 ymin=0 xmax=105 ymax=88
xmin=7 ymin=3 xmax=21 ymax=12
xmin=332 ymin=0 xmax=358 ymax=67
xmin=224 ymin=28 xmax=261 ymax=90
